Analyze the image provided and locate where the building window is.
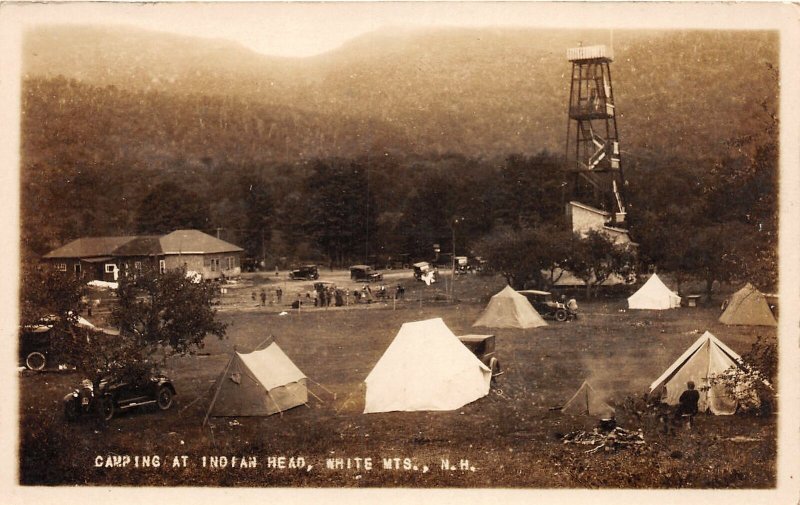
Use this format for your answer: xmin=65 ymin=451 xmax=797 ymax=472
xmin=159 ymin=260 xmax=166 ymax=274
xmin=56 ymin=263 xmax=67 ymax=272
xmin=104 ymin=264 xmax=116 ymax=273
xmin=74 ymin=264 xmax=81 ymax=275
xmin=210 ymin=258 xmax=219 ymax=272
xmin=134 ymin=261 xmax=142 ymax=270
xmin=227 ymin=257 xmax=233 ymax=270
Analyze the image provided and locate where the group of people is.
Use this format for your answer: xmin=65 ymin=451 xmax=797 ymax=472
xmin=253 ymin=287 xmax=283 ymax=306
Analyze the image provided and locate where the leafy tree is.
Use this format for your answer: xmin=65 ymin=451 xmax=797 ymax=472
xmin=20 ymin=265 xmax=84 ymax=328
xmin=304 ymin=158 xmax=376 ymax=265
xmin=22 ymin=266 xmax=227 ymax=423
xmin=564 ymin=230 xmax=635 ymax=298
xmin=110 ymin=266 xmax=227 ymax=356
xmin=475 ymin=225 xmax=575 ymax=290
xmin=238 ymin=174 xmax=274 ymax=259
xmin=135 ymin=181 xmax=212 ymax=234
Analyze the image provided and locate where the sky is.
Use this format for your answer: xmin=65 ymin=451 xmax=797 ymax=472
xmin=0 ymin=1 xmax=795 ymax=58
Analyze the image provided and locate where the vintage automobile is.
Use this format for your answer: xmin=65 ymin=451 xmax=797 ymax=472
xmin=457 ymin=334 xmax=501 ymax=379
xmin=517 ymin=289 xmax=577 ymax=322
xmin=19 ymin=323 xmax=56 ymax=371
xmin=18 ymin=313 xmax=95 ymax=370
xmin=412 ymin=261 xmax=433 ymax=281
xmin=349 ymin=265 xmax=383 ymax=282
xmin=63 ymin=369 xmax=176 ymax=422
xmin=288 ymin=264 xmax=319 ymax=280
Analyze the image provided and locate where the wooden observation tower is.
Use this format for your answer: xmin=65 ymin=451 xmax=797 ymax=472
xmin=565 ymin=45 xmax=626 ymax=224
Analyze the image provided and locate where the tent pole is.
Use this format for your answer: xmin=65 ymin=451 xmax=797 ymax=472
xmin=203 ymin=356 xmax=233 ymax=427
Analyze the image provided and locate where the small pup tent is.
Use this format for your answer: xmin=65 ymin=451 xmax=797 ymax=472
xmin=627 ymin=274 xmax=681 ymax=310
xmin=719 ymin=283 xmax=777 ymax=327
xmin=204 ymin=341 xmax=307 ymax=423
xmin=364 ymin=318 xmax=491 ymax=413
xmin=561 ymin=381 xmax=616 ymax=418
xmin=647 ymin=331 xmax=746 ymax=415
xmin=473 ymin=286 xmax=547 ymax=329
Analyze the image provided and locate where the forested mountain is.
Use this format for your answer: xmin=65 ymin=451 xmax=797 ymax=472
xmin=20 ymin=25 xmax=778 ymax=285
xmin=23 ymin=25 xmax=777 ymax=159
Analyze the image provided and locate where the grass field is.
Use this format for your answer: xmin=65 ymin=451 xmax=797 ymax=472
xmin=18 ymin=272 xmax=777 ymax=487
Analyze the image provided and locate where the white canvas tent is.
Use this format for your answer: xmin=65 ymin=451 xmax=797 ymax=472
xmin=205 ymin=341 xmax=308 ymax=423
xmin=647 ymin=331 xmax=745 ymax=415
xmin=473 ymin=286 xmax=547 ymax=329
xmin=719 ymin=283 xmax=777 ymax=327
xmin=561 ymin=380 xmax=616 ymax=418
xmin=627 ymin=274 xmax=681 ymax=310
xmin=364 ymin=318 xmax=491 ymax=413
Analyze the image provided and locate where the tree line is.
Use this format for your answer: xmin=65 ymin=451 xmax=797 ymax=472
xmin=21 ymin=76 xmax=778 ymax=296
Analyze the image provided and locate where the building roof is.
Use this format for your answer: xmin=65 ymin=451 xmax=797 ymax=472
xmin=569 ymin=200 xmax=611 ymax=217
xmin=43 ymin=236 xmax=137 ymax=259
xmin=159 ymin=229 xmax=244 ymax=255
xmin=44 ymin=230 xmax=243 ymax=260
xmin=111 ymin=236 xmax=163 ymax=256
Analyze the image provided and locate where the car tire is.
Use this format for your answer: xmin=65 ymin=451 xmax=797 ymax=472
xmin=25 ymin=351 xmax=46 ymax=371
xmin=99 ymin=396 xmax=115 ymax=421
xmin=157 ymin=386 xmax=174 ymax=410
xmin=555 ymin=309 xmax=568 ymax=322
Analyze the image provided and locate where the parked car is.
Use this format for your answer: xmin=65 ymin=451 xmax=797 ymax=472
xmin=457 ymin=334 xmax=501 ymax=379
xmin=63 ymin=368 xmax=176 ymax=422
xmin=349 ymin=265 xmax=383 ymax=282
xmin=19 ymin=313 xmax=93 ymax=370
xmin=455 ymin=256 xmax=469 ymax=274
xmin=517 ymin=290 xmax=577 ymax=322
xmin=289 ymin=264 xmax=319 ymax=280
xmin=412 ymin=261 xmax=433 ymax=281
xmin=19 ymin=323 xmax=56 ymax=371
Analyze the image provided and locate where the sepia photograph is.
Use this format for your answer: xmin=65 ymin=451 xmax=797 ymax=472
xmin=1 ymin=1 xmax=799 ymax=503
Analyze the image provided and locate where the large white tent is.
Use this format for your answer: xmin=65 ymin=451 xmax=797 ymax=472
xmin=627 ymin=274 xmax=681 ymax=310
xmin=205 ymin=341 xmax=308 ymax=423
xmin=364 ymin=318 xmax=491 ymax=413
xmin=647 ymin=331 xmax=745 ymax=415
xmin=473 ymin=286 xmax=547 ymax=329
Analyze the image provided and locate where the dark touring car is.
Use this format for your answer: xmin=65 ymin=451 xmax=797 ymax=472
xmin=64 ymin=369 xmax=176 ymax=422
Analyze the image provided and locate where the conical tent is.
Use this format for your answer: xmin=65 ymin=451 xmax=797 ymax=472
xmin=627 ymin=274 xmax=681 ymax=310
xmin=364 ymin=318 xmax=491 ymax=413
xmin=719 ymin=283 xmax=777 ymax=327
xmin=473 ymin=286 xmax=547 ymax=329
xmin=205 ymin=342 xmax=308 ymax=422
xmin=647 ymin=331 xmax=744 ymax=415
xmin=561 ymin=381 xmax=616 ymax=418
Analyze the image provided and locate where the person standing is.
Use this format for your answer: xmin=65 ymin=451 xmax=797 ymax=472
xmin=260 ymin=289 xmax=267 ymax=306
xmin=276 ymin=287 xmax=283 ymax=304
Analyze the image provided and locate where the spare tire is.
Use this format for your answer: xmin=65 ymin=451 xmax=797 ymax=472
xmin=25 ymin=351 xmax=46 ymax=371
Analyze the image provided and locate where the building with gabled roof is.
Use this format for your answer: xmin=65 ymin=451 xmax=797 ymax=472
xmin=42 ymin=229 xmax=243 ymax=282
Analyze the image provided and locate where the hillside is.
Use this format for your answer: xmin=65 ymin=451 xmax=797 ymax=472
xmin=22 ymin=25 xmax=778 ymax=160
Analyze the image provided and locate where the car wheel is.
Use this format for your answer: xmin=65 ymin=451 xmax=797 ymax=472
xmin=555 ymin=309 xmax=568 ymax=322
xmin=156 ymin=386 xmax=174 ymax=410
xmin=99 ymin=396 xmax=115 ymax=421
xmin=25 ymin=351 xmax=46 ymax=371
